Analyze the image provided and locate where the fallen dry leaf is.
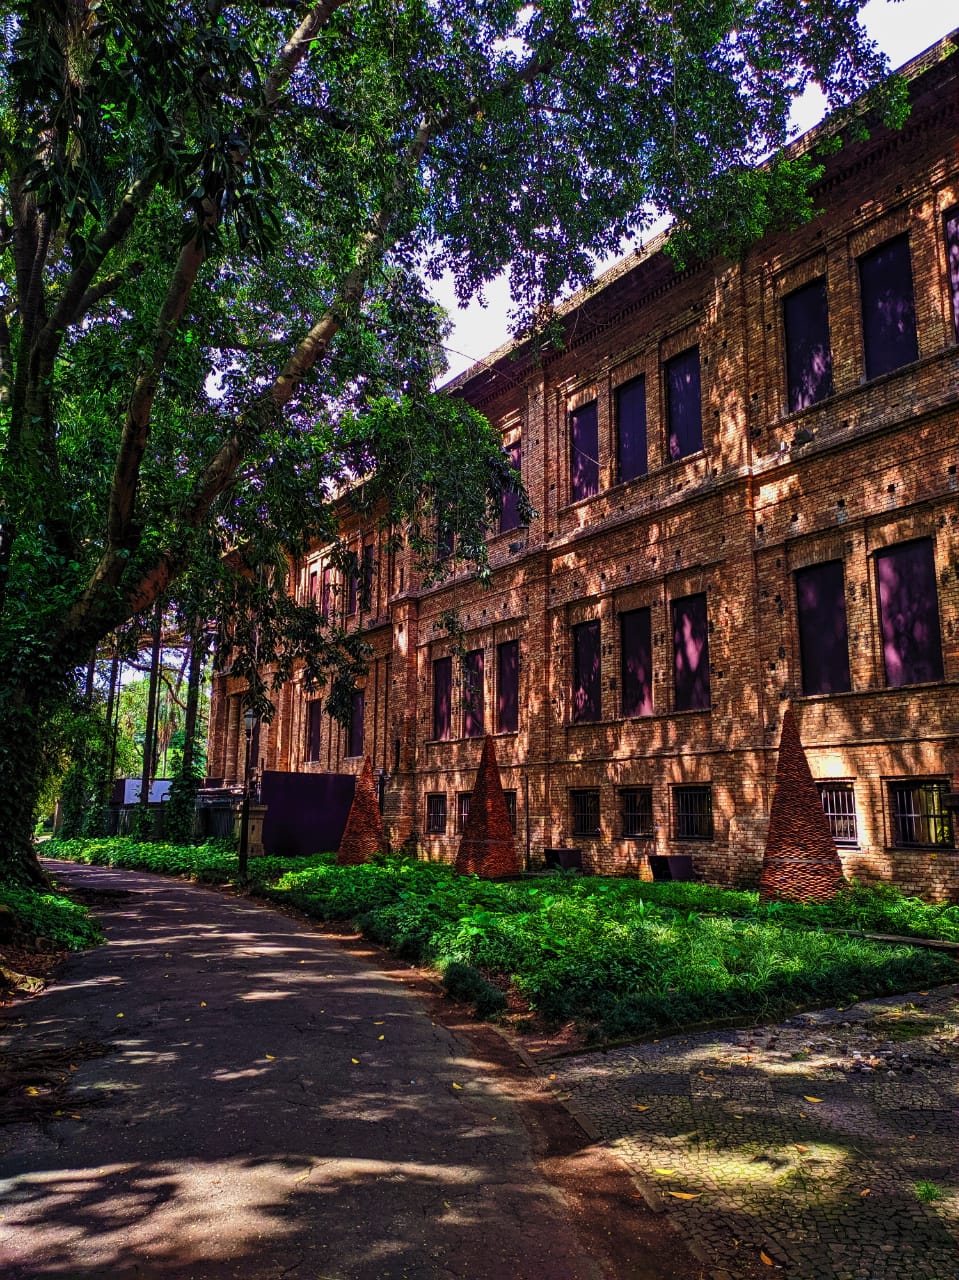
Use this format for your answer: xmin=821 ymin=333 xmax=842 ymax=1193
xmin=794 ymin=1144 xmax=809 ymax=1153
xmin=116 ymin=1013 xmax=124 ymax=1018
xmin=451 ymin=1082 xmax=463 ymax=1090
xmin=378 ymin=1035 xmax=385 ymax=1041
xmin=760 ymin=1249 xmax=774 ymax=1266
xmin=265 ymin=1053 xmax=275 ymax=1061
xmin=25 ymin=1086 xmax=40 ymax=1097
xmin=632 ymin=1104 xmax=650 ymax=1111
xmin=653 ymin=1168 xmax=676 ymax=1176
xmin=667 ymin=1191 xmax=701 ymax=1200
xmin=351 ymin=1058 xmax=360 ymax=1065
xmin=200 ymin=1001 xmax=206 ymax=1007
xmin=860 ymin=1189 xmax=871 ymax=1197
xmin=373 ymin=1021 xmax=385 ymax=1025
xmin=803 ymin=1096 xmax=823 ymax=1103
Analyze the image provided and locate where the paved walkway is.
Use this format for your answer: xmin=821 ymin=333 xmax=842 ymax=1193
xmin=550 ymin=984 xmax=959 ymax=1279
xmin=0 ymin=861 xmax=640 ymax=1280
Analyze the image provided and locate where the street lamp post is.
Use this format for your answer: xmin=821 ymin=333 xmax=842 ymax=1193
xmin=238 ymin=705 xmax=255 ymax=882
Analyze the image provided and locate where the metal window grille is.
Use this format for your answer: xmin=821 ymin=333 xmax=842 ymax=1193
xmin=456 ymin=792 xmax=471 ymax=832
xmin=673 ymin=786 xmax=713 ymax=840
xmin=621 ymin=788 xmax=653 ymax=838
xmin=503 ymin=790 xmax=517 ymax=834
xmin=571 ymin=789 xmax=600 ymax=837
xmin=889 ymin=781 xmax=954 ymax=848
xmin=818 ymin=782 xmax=858 ymax=845
xmin=426 ymin=793 xmax=447 ymax=834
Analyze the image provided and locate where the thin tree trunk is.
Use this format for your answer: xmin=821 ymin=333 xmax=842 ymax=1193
xmin=139 ymin=601 xmax=163 ymax=812
xmin=180 ymin=626 xmax=208 ymax=782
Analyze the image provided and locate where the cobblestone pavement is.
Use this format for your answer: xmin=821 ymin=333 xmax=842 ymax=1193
xmin=548 ymin=984 xmax=959 ymax=1280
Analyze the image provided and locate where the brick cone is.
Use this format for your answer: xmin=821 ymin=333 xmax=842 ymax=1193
xmin=337 ymin=756 xmax=385 ymax=866
xmin=455 ymin=735 xmax=520 ymax=878
xmin=759 ymin=707 xmax=843 ymax=904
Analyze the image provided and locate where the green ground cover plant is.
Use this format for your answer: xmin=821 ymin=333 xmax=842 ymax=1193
xmin=0 ymin=885 xmax=103 ymax=951
xmin=45 ymin=839 xmax=958 ymax=1038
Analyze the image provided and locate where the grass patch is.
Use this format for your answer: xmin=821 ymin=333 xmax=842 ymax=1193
xmin=0 ymin=885 xmax=103 ymax=951
xmin=45 ymin=839 xmax=958 ymax=1038
xmin=914 ymin=1180 xmax=945 ymax=1203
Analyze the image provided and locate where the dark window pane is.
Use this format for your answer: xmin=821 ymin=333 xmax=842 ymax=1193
xmin=621 ymin=788 xmax=653 ymax=837
xmin=616 ymin=376 xmax=647 ymax=483
xmin=464 ymin=649 xmax=485 ymax=738
xmin=500 ymin=438 xmax=523 ymax=533
xmin=620 ymin=608 xmax=653 ymax=717
xmin=672 ymin=594 xmax=710 ymax=711
xmin=361 ymin=542 xmax=374 ymax=611
xmin=674 ymin=785 xmax=713 ymax=839
xmin=945 ymin=207 xmax=959 ymax=341
xmin=426 ymin=793 xmax=447 ymax=834
xmin=496 ymin=640 xmax=519 ymax=733
xmin=859 ymin=235 xmax=919 ymax=380
xmin=503 ymin=790 xmax=517 ymax=833
xmin=572 ymin=620 xmax=602 ymax=723
xmin=666 ymin=347 xmax=702 ymax=461
xmin=347 ymin=552 xmax=359 ymax=615
xmin=306 ymin=701 xmax=322 ymax=762
xmin=320 ymin=566 xmax=332 ymax=620
xmin=571 ymin=789 xmax=600 ymax=836
xmin=436 ymin=514 xmax=453 ymax=561
xmin=876 ymin=540 xmax=943 ymax=687
xmin=889 ymin=780 xmax=954 ymax=847
xmin=795 ymin=560 xmax=851 ymax=696
xmin=818 ymin=782 xmax=858 ymax=845
xmin=570 ymin=400 xmax=599 ymax=501
xmin=433 ymin=656 xmax=453 ymax=740
xmin=309 ymin=569 xmax=318 ymax=601
xmin=347 ymin=690 xmax=364 ymax=758
xmin=783 ymin=278 xmax=833 ymax=412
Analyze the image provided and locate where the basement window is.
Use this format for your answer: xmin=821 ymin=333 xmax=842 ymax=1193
xmin=426 ymin=793 xmax=447 ymax=834
xmin=621 ymin=788 xmax=654 ymax=838
xmin=571 ymin=789 xmax=601 ymax=837
xmin=888 ymin=780 xmax=954 ymax=848
xmin=673 ymin=785 xmax=713 ymax=840
xmin=818 ymin=781 xmax=858 ymax=846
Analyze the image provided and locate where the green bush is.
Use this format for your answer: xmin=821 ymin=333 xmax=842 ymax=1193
xmin=46 ymin=838 xmax=958 ymax=1038
xmin=441 ymin=962 xmax=508 ymax=1018
xmin=0 ymin=885 xmax=103 ymax=950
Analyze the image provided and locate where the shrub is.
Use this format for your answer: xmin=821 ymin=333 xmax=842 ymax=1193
xmin=441 ymin=962 xmax=508 ymax=1018
xmin=0 ymin=885 xmax=103 ymax=950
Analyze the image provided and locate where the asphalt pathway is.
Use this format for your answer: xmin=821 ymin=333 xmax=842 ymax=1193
xmin=0 ymin=861 xmax=612 ymax=1280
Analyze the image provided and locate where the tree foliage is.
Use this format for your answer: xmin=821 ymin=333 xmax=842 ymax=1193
xmin=0 ymin=1 xmax=901 ymax=882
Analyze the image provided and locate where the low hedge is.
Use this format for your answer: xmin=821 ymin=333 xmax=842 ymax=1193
xmin=45 ymin=838 xmax=958 ymax=1038
xmin=0 ymin=884 xmax=103 ymax=951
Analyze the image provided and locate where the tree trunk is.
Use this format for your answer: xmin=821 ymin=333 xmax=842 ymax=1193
xmin=139 ymin=601 xmax=163 ymax=812
xmin=180 ymin=626 xmax=208 ymax=782
xmin=0 ymin=680 xmax=51 ymax=887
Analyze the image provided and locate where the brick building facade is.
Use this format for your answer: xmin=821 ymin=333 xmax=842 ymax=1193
xmin=208 ymin=32 xmax=959 ymax=901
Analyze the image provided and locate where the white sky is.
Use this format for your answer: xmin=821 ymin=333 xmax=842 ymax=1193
xmin=430 ymin=0 xmax=957 ymax=379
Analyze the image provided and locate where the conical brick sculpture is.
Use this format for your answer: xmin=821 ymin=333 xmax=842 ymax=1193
xmin=759 ymin=707 xmax=843 ymax=903
xmin=455 ymin=734 xmax=520 ymax=878
xmin=337 ymin=756 xmax=385 ymax=866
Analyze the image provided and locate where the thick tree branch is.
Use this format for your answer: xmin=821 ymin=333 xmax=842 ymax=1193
xmin=263 ymin=0 xmax=348 ymax=109
xmin=0 ymin=310 xmax=12 ymax=408
xmin=35 ymin=169 xmax=159 ymax=362
xmin=75 ymin=263 xmax=144 ymax=317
